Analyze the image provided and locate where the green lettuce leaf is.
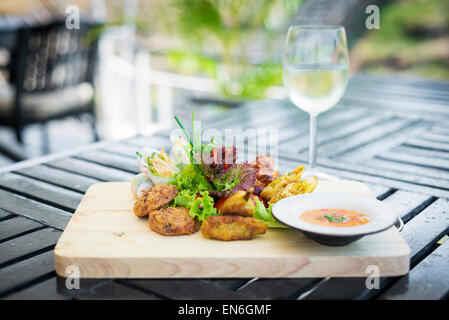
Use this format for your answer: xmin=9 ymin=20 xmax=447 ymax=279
xmin=253 ymin=198 xmax=288 ymax=229
xmin=169 ymin=164 xmax=213 ymax=193
xmin=211 ymin=167 xmax=240 ymax=191
xmin=172 ymin=190 xmax=218 ymax=222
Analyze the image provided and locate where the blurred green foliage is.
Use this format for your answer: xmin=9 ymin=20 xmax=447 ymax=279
xmin=162 ymin=0 xmax=302 ymax=99
xmin=356 ymin=0 xmax=449 ymax=79
xmin=88 ymin=0 xmax=301 ymax=98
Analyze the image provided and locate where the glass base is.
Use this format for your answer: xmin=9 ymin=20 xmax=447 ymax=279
xmin=302 ymin=167 xmax=339 ymax=181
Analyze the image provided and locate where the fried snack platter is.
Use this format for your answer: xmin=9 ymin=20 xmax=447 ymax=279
xmin=54 ymin=180 xmax=410 ymax=278
xmin=55 ymin=114 xmax=411 ymax=277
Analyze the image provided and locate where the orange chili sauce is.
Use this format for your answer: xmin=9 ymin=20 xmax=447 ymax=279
xmin=299 ymin=208 xmax=370 ymax=227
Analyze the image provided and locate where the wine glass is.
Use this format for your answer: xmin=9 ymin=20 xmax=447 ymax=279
xmin=283 ymin=25 xmax=349 ymax=179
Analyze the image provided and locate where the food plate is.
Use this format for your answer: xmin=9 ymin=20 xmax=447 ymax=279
xmin=272 ymin=192 xmax=399 ymax=246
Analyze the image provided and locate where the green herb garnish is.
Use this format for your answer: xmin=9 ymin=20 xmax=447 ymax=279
xmin=323 ymin=214 xmax=346 ymax=223
xmin=174 ymin=115 xmax=194 ymax=148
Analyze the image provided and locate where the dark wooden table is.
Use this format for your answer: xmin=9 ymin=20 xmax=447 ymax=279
xmin=0 ymin=73 xmax=448 ymax=300
xmin=0 ymin=15 xmax=23 ymax=51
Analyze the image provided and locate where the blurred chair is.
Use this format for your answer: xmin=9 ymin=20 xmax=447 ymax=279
xmin=0 ymin=20 xmax=100 ymax=158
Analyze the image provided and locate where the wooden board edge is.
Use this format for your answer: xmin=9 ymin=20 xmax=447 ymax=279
xmin=83 ymin=181 xmax=130 ymax=194
xmin=54 ymin=253 xmax=411 ymax=279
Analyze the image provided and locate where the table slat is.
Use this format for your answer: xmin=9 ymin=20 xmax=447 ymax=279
xmin=4 ymin=277 xmax=66 ymax=300
xmin=378 ymin=239 xmax=449 ymax=300
xmin=75 ymin=280 xmax=161 ymax=300
xmin=0 ymin=208 xmax=14 ymax=220
xmin=48 ymin=158 xmax=134 ymax=182
xmin=0 ymin=172 xmax=83 ymax=212
xmin=391 ymin=145 xmax=449 ymax=161
xmin=125 ymin=135 xmax=171 ymax=149
xmin=0 ymin=228 xmax=61 ymax=267
xmin=365 ymin=158 xmax=449 ymax=182
xmin=402 ymin=199 xmax=449 ymax=261
xmin=0 ymin=216 xmax=44 ymax=242
xmin=123 ymin=279 xmax=248 ymax=300
xmin=277 ymin=107 xmax=367 ymax=143
xmin=405 ymin=139 xmax=449 ymax=153
xmin=235 ymin=278 xmax=321 ymax=300
xmin=0 ymin=250 xmax=55 ymax=297
xmin=0 ymin=189 xmax=71 ymax=230
xmin=378 ymin=152 xmax=449 ymax=171
xmin=382 ymin=190 xmax=433 ymax=222
xmin=419 ymin=132 xmax=449 ymax=144
xmin=317 ymin=118 xmax=419 ymax=157
xmin=100 ymin=143 xmax=140 ymax=159
xmin=15 ymin=165 xmax=99 ymax=193
xmin=75 ymin=151 xmax=140 ymax=174
xmin=334 ymin=123 xmax=428 ymax=162
xmin=281 ymin=112 xmax=391 ymax=153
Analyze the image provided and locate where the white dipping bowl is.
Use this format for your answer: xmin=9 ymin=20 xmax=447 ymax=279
xmin=271 ymin=192 xmax=399 ymax=246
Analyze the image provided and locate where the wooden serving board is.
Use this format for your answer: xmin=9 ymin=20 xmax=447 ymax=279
xmin=54 ymin=181 xmax=410 ymax=278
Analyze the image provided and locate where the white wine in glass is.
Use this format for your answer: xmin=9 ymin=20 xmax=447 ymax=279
xmin=283 ymin=25 xmax=349 ymax=179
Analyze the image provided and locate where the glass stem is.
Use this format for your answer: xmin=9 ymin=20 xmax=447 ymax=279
xmin=308 ymin=114 xmax=318 ymax=169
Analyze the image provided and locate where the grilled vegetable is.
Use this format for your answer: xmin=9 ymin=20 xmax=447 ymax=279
xmin=221 ymin=188 xmax=256 ymax=217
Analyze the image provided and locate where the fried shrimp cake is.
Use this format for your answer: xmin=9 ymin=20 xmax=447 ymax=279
xmin=149 ymin=207 xmax=200 ymax=236
xmin=201 ymin=216 xmax=267 ymax=241
xmin=133 ymin=184 xmax=178 ymax=217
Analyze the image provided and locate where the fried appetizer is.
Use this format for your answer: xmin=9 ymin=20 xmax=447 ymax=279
xmin=149 ymin=207 xmax=200 ymax=236
xmin=220 ymin=189 xmax=255 ymax=217
xmin=268 ymin=176 xmax=318 ymax=204
xmin=133 ymin=184 xmax=178 ymax=217
xmin=251 ymin=155 xmax=279 ymax=189
xmin=201 ymin=215 xmax=267 ymax=241
xmin=260 ymin=165 xmax=305 ymax=201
